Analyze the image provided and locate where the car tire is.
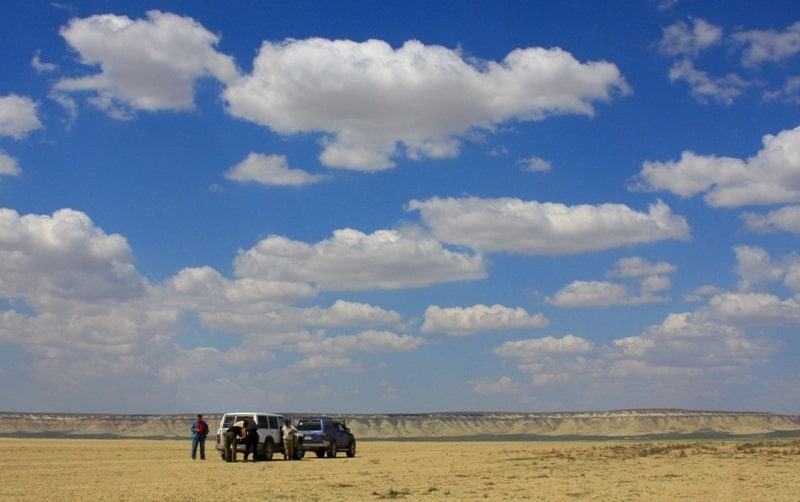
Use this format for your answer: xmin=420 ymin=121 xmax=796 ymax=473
xmin=346 ymin=439 xmax=356 ymax=458
xmin=315 ymin=448 xmax=325 ymax=458
xmin=262 ymin=438 xmax=274 ymax=461
xmin=327 ymin=440 xmax=337 ymax=458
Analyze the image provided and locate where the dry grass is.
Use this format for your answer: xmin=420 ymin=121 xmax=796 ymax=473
xmin=1 ymin=437 xmax=798 ymax=501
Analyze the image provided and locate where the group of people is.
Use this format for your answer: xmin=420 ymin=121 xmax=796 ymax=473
xmin=190 ymin=414 xmax=299 ymax=462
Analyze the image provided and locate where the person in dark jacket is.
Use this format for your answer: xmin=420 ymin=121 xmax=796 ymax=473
xmin=190 ymin=414 xmax=209 ymax=460
xmin=243 ymin=416 xmax=260 ymax=462
xmin=223 ymin=420 xmax=245 ymax=462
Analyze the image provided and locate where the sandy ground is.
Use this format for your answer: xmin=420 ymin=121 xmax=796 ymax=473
xmin=1 ymin=437 xmax=797 ymax=501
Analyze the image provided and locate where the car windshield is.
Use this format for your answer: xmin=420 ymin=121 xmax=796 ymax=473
xmin=296 ymin=420 xmax=322 ymax=431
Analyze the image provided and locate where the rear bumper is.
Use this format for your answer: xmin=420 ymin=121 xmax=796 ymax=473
xmin=299 ymin=437 xmax=329 ymax=450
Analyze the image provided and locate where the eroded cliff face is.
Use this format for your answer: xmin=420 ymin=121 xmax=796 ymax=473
xmin=1 ymin=410 xmax=798 ymax=439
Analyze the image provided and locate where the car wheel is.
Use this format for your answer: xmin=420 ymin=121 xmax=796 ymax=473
xmin=262 ymin=439 xmax=274 ymax=461
xmin=346 ymin=439 xmax=356 ymax=458
xmin=315 ymin=448 xmax=325 ymax=458
xmin=327 ymin=440 xmax=337 ymax=458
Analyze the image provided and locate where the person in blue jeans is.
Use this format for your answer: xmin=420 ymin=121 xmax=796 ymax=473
xmin=190 ymin=414 xmax=209 ymax=460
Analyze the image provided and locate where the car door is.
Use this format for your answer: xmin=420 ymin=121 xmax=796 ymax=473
xmin=333 ymin=421 xmax=349 ymax=446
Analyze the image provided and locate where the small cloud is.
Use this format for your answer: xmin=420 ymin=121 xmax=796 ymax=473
xmin=607 ymin=257 xmax=677 ymax=278
xmin=733 ymin=21 xmax=800 ymax=67
xmin=224 ymin=153 xmax=329 ymax=187
xmin=469 ymin=376 xmax=520 ymax=394
xmin=519 ymin=156 xmax=552 ymax=172
xmin=763 ymin=76 xmax=800 ymax=105
xmin=657 ymin=0 xmax=680 ymax=11
xmin=0 ymin=94 xmax=43 ymax=139
xmin=487 ymin=145 xmax=508 ymax=156
xmin=742 ymin=205 xmax=800 ymax=234
xmin=48 ymin=91 xmax=78 ymax=129
xmin=0 ymin=151 xmax=21 ymax=176
xmin=683 ymin=284 xmax=725 ymax=303
xmin=658 ymin=18 xmax=723 ymax=58
xmin=421 ymin=303 xmax=548 ymax=335
xmin=668 ymin=59 xmax=748 ymax=105
xmin=31 ymin=51 xmax=57 ymax=73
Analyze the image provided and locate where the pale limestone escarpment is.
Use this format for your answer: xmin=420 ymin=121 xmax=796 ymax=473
xmin=0 ymin=410 xmax=798 ymax=439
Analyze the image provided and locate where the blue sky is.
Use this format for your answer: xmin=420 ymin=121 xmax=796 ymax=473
xmin=1 ymin=1 xmax=799 ymax=415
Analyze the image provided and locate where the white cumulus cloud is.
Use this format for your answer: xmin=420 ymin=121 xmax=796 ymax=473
xmin=0 ymin=94 xmax=42 ymax=139
xmin=658 ymin=18 xmax=723 ymax=58
xmin=421 ymin=304 xmax=548 ymax=335
xmin=607 ymin=256 xmax=677 ymax=278
xmin=0 ymin=208 xmax=146 ymax=305
xmin=233 ymin=228 xmax=486 ymax=290
xmin=546 ymin=281 xmax=631 ymax=307
xmin=667 ymin=59 xmax=748 ymax=105
xmin=224 ymin=38 xmax=629 ymax=171
xmin=493 ymin=334 xmax=594 ymax=360
xmin=707 ymin=292 xmax=800 ymax=326
xmin=295 ymin=329 xmax=425 ymax=355
xmin=55 ymin=11 xmax=238 ymax=116
xmin=0 ymin=151 xmax=21 ymax=176
xmin=742 ymin=205 xmax=800 ymax=234
xmin=407 ymin=196 xmax=689 ymax=255
xmin=224 ymin=153 xmax=329 ymax=186
xmin=733 ymin=21 xmax=800 ymax=67
xmin=630 ymin=125 xmax=800 ymax=207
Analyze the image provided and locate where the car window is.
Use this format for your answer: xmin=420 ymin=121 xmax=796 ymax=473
xmin=221 ymin=415 xmax=234 ymax=428
xmin=257 ymin=415 xmax=268 ymax=427
xmin=269 ymin=416 xmax=279 ymax=429
xmin=297 ymin=420 xmax=321 ymax=431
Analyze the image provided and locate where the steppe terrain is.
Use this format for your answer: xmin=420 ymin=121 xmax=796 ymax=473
xmin=2 ymin=437 xmax=798 ymax=501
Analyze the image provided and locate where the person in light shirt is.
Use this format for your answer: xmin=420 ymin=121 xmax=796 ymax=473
xmin=281 ymin=418 xmax=298 ymax=460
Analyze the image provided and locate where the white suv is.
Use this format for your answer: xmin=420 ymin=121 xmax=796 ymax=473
xmin=214 ymin=412 xmax=284 ymax=461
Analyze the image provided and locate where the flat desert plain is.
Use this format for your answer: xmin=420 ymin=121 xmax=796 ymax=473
xmin=1 ymin=437 xmax=798 ymax=501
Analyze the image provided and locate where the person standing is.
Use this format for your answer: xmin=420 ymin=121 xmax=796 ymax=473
xmin=281 ymin=418 xmax=297 ymax=460
xmin=243 ymin=416 xmax=260 ymax=462
xmin=190 ymin=414 xmax=209 ymax=460
xmin=223 ymin=420 xmax=245 ymax=462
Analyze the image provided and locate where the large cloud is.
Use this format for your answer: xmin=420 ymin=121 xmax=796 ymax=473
xmin=233 ymin=228 xmax=487 ymax=290
xmin=706 ymin=292 xmax=800 ymax=326
xmin=0 ymin=94 xmax=42 ymax=139
xmin=224 ymin=38 xmax=629 ymax=170
xmin=0 ymin=208 xmax=146 ymax=305
xmin=55 ymin=11 xmax=238 ymax=116
xmin=611 ymin=312 xmax=775 ymax=368
xmin=421 ymin=304 xmax=548 ymax=335
xmin=630 ymin=125 xmax=800 ymax=207
xmin=488 ymin=310 xmax=777 ymax=401
xmin=407 ymin=196 xmax=689 ymax=255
